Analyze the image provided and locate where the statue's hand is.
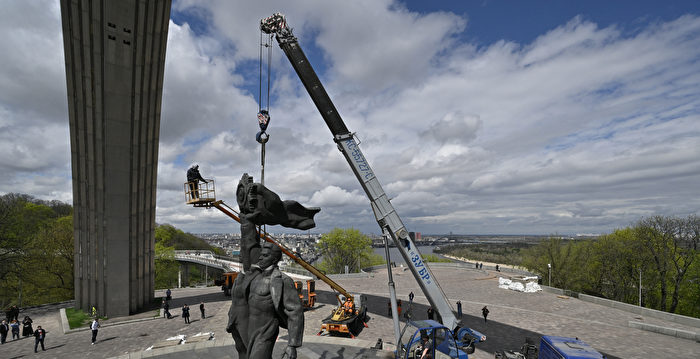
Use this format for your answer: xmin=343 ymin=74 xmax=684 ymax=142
xmin=281 ymin=346 xmax=297 ymax=359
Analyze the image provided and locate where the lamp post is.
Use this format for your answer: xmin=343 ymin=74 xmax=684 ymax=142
xmin=639 ymin=268 xmax=642 ymax=307
xmin=548 ymin=263 xmax=552 ymax=287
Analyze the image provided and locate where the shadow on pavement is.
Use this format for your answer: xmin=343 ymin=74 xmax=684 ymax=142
xmin=99 ymin=336 xmax=118 ymax=343
xmin=313 ymin=289 xmax=568 ymax=357
xmin=162 ymin=290 xmax=230 ymax=308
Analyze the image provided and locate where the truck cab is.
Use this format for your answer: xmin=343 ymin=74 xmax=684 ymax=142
xmin=538 ymin=336 xmax=605 ymax=359
xmin=496 ymin=336 xmax=605 ymax=359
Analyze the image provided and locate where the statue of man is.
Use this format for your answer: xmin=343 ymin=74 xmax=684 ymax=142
xmin=228 ymin=242 xmax=304 ymax=359
xmin=227 ymin=173 xmax=314 ymax=359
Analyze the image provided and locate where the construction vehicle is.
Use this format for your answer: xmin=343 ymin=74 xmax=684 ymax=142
xmin=294 ymin=279 xmax=317 ymax=308
xmin=495 ymin=336 xmax=605 ymax=359
xmin=214 ymin=272 xmax=239 ymax=296
xmin=185 ymin=181 xmax=368 ymax=336
xmin=399 ymin=320 xmax=481 ymax=359
xmin=260 ymin=12 xmax=484 ymax=356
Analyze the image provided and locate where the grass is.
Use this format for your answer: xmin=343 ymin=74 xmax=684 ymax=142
xmin=65 ymin=308 xmax=91 ymax=329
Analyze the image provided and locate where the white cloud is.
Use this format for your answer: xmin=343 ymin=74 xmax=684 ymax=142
xmin=2 ymin=1 xmax=699 ymax=235
xmin=309 ymin=186 xmax=366 ymax=208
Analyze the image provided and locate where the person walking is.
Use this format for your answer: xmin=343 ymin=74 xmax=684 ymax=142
xmin=397 ymin=299 xmax=402 ymax=318
xmin=10 ymin=319 xmax=20 ymax=340
xmin=34 ymin=325 xmax=46 ymax=352
xmin=166 ymin=288 xmax=172 ymax=301
xmin=427 ymin=307 xmax=434 ymax=320
xmin=163 ymin=300 xmax=172 ymax=319
xmin=182 ymin=304 xmax=190 ymax=324
xmin=22 ymin=316 xmax=33 ymax=336
xmin=199 ymin=302 xmax=205 ymax=319
xmin=456 ymin=300 xmax=463 ymax=319
xmin=0 ymin=319 xmax=8 ymax=344
xmin=91 ymin=318 xmax=100 ymax=344
xmin=482 ymin=305 xmax=489 ymax=323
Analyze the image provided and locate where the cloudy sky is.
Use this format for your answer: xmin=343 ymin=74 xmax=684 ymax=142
xmin=2 ymin=0 xmax=699 ymax=236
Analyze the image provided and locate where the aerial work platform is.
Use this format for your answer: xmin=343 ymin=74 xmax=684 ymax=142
xmin=184 ymin=180 xmax=216 ymax=207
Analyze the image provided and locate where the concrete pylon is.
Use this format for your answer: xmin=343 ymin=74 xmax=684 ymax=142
xmin=60 ymin=0 xmax=172 ymax=317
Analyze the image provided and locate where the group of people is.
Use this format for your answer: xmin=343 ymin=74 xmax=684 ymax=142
xmin=474 ymin=262 xmax=501 ymax=271
xmin=1 ymin=306 xmax=36 ymax=344
xmin=160 ymin=289 xmax=206 ymax=324
xmin=0 ymin=307 xmax=46 ymax=353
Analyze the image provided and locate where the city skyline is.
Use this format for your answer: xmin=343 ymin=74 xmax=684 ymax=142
xmin=2 ymin=0 xmax=699 ymax=235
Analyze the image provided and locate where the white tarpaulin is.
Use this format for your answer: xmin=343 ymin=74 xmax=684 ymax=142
xmin=498 ymin=276 xmax=542 ymax=293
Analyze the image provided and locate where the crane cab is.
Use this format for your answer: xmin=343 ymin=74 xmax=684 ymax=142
xmin=184 ymin=179 xmax=216 ymax=207
xmin=399 ymin=320 xmax=479 ymax=359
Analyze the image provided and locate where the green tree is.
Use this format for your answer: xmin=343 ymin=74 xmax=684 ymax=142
xmin=155 ymin=224 xmax=225 ymax=255
xmin=585 ymin=228 xmax=646 ymax=302
xmin=22 ymin=215 xmax=74 ymax=304
xmin=316 ymin=228 xmax=380 ymax=274
xmin=521 ymin=236 xmax=587 ymax=290
xmin=154 ymin=241 xmax=179 ymax=289
xmin=0 ymin=194 xmax=70 ymax=307
xmin=635 ymin=215 xmax=699 ymax=313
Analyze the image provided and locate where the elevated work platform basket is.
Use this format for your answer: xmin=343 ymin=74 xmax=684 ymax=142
xmin=184 ymin=179 xmax=216 ymax=207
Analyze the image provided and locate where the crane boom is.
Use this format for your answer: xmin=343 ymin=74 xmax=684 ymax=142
xmin=261 ymin=13 xmax=459 ymax=331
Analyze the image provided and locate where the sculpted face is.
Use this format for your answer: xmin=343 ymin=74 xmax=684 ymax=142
xmin=257 ymin=242 xmax=282 ymax=269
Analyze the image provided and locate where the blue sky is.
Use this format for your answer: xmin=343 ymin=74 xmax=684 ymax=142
xmin=405 ymin=1 xmax=700 ymax=45
xmin=1 ymin=0 xmax=699 ymax=236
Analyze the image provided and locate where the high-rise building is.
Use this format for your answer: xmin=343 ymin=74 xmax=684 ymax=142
xmin=60 ymin=0 xmax=172 ymax=317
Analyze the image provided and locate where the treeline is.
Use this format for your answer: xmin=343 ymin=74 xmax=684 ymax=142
xmin=443 ymin=215 xmax=700 ymax=318
xmin=153 ymin=224 xmax=226 ymax=289
xmin=521 ymin=215 xmax=699 ymax=317
xmin=0 ymin=193 xmax=74 ymax=308
xmin=0 ymin=192 xmax=227 ymax=305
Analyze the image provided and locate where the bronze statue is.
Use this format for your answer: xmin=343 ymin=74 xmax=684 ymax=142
xmin=227 ymin=174 xmax=315 ymax=359
xmin=236 ymin=173 xmax=320 ymax=271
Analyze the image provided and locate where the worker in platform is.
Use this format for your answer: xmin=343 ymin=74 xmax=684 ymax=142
xmin=186 ymin=164 xmax=208 ymax=199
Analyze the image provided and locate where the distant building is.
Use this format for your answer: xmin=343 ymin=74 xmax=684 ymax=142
xmin=409 ymin=232 xmax=423 ymax=241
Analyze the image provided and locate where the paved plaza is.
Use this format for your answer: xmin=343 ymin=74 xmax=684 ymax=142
xmin=2 ymin=265 xmax=698 ymax=358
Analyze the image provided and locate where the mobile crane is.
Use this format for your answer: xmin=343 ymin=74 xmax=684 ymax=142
xmin=261 ymin=13 xmax=485 ymax=357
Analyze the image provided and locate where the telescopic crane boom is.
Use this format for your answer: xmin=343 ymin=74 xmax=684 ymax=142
xmin=261 ymin=12 xmax=460 ymax=332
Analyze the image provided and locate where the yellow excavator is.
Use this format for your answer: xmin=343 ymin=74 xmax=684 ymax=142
xmin=185 ymin=181 xmax=368 ymax=337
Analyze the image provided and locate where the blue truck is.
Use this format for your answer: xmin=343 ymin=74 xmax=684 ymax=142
xmin=496 ymin=335 xmax=605 ymax=359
